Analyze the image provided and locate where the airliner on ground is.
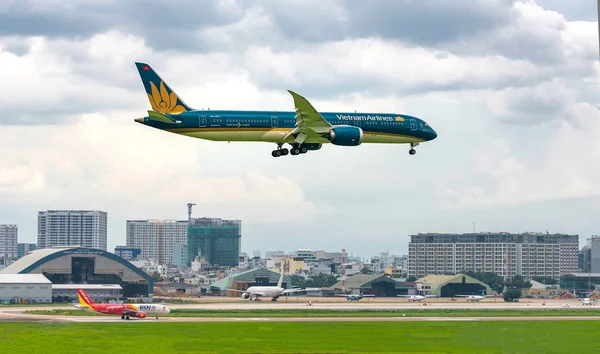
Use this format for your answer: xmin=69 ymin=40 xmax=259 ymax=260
xmin=133 ymin=62 xmax=438 ymax=157
xmin=74 ymin=289 xmax=170 ymax=320
xmin=226 ymin=271 xmax=304 ymax=301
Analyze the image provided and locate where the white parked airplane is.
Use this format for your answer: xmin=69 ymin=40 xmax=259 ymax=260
xmin=397 ymin=294 xmax=438 ymax=302
xmin=456 ymin=289 xmax=488 ymax=302
xmin=226 ymin=271 xmax=304 ymax=301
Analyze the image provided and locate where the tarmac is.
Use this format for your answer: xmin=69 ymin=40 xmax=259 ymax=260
xmin=1 ymin=296 xmax=598 ymax=323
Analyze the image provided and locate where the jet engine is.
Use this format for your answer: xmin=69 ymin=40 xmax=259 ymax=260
xmin=323 ymin=126 xmax=363 ymax=146
xmin=241 ymin=292 xmax=250 ymax=299
xmin=134 ymin=311 xmax=147 ymax=318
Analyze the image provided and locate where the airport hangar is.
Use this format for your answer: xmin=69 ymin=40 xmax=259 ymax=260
xmin=416 ymin=274 xmax=494 ymax=297
xmin=0 ymin=246 xmax=153 ymax=299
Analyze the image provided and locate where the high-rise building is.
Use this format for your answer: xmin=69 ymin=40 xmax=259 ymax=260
xmin=125 ymin=220 xmax=188 ymax=265
xmin=17 ymin=243 xmax=37 ymax=258
xmin=0 ymin=224 xmax=18 ymax=260
xmin=187 ymin=217 xmax=241 ymax=267
xmin=586 ymin=236 xmax=600 ymax=273
xmin=172 ymin=243 xmax=187 ymax=269
xmin=37 ymin=210 xmax=107 ymax=250
xmin=408 ymin=232 xmax=578 ymax=279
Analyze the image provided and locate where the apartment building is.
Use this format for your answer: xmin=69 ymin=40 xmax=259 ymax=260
xmin=0 ymin=224 xmax=18 ymax=260
xmin=37 ymin=210 xmax=107 ymax=250
xmin=125 ymin=220 xmax=188 ymax=265
xmin=408 ymin=232 xmax=577 ymax=279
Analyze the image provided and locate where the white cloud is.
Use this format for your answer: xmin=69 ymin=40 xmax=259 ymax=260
xmin=1 ymin=0 xmax=600 ymax=255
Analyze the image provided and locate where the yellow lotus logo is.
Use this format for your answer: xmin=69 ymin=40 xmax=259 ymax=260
xmin=148 ymin=81 xmax=186 ymax=114
xmin=395 ymin=116 xmax=404 ymax=122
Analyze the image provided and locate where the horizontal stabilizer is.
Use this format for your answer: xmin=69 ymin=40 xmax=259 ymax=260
xmin=147 ymin=110 xmax=180 ymax=124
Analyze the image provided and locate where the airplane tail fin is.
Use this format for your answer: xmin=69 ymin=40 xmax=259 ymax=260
xmin=277 ymin=270 xmax=284 ymax=288
xmin=77 ymin=289 xmax=95 ymax=307
xmin=134 ymin=62 xmax=193 ymax=115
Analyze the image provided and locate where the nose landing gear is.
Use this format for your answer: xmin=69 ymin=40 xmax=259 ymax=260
xmin=409 ymin=142 xmax=418 ymax=155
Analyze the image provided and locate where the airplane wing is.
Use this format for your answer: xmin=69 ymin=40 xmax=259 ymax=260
xmin=284 ymin=90 xmax=333 ymax=144
xmin=282 ymin=288 xmax=306 ymax=295
xmin=454 ymin=295 xmax=470 ymax=297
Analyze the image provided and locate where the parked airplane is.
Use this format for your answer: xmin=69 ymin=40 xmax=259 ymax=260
xmin=73 ymin=289 xmax=170 ymax=320
xmin=336 ymin=294 xmax=375 ymax=302
xmin=133 ymin=62 xmax=438 ymax=157
xmin=226 ymin=271 xmax=304 ymax=301
xmin=455 ymin=289 xmax=488 ymax=302
xmin=397 ymin=294 xmax=438 ymax=302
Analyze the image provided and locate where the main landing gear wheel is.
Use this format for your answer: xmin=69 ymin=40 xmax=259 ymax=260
xmin=121 ymin=315 xmax=125 ymax=320
xmin=272 ymin=143 xmax=307 ymax=157
xmin=271 ymin=143 xmax=289 ymax=157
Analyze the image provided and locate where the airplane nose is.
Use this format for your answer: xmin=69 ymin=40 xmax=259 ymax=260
xmin=428 ymin=127 xmax=437 ymax=141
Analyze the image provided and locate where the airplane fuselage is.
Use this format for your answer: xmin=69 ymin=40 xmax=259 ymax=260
xmin=75 ymin=303 xmax=171 ymax=315
xmin=242 ymin=286 xmax=285 ymax=299
xmin=135 ymin=110 xmax=437 ymax=145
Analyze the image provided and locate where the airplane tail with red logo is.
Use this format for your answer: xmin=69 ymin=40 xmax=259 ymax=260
xmin=77 ymin=289 xmax=95 ymax=309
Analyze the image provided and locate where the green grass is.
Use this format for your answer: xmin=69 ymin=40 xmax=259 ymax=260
xmin=0 ymin=321 xmax=598 ymax=353
xmin=24 ymin=308 xmax=600 ymax=317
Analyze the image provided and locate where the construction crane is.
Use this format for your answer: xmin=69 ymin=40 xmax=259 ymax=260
xmin=187 ymin=203 xmax=196 ymax=221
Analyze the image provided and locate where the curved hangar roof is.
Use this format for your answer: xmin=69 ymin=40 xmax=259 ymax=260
xmin=0 ymin=246 xmax=152 ymax=290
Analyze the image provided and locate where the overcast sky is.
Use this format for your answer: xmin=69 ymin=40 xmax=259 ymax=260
xmin=1 ymin=0 xmax=599 ymax=259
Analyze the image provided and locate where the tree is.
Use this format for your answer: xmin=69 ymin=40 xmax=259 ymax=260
xmin=290 ymin=274 xmax=306 ymax=288
xmin=503 ymin=288 xmax=522 ymax=302
xmin=360 ymin=267 xmax=371 ymax=275
xmin=505 ymin=275 xmax=532 ymax=289
xmin=151 ymin=271 xmax=163 ymax=282
xmin=406 ymin=275 xmax=418 ymax=282
xmin=305 ymin=273 xmax=338 ymax=288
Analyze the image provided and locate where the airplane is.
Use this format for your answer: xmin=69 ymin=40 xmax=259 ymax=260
xmin=226 ymin=271 xmax=304 ymax=301
xmin=455 ymin=289 xmax=488 ymax=302
xmin=335 ymin=294 xmax=375 ymax=302
xmin=132 ymin=62 xmax=438 ymax=157
xmin=397 ymin=294 xmax=438 ymax=302
xmin=73 ymin=289 xmax=171 ymax=320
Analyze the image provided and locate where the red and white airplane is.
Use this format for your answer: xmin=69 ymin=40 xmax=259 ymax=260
xmin=73 ymin=288 xmax=170 ymax=320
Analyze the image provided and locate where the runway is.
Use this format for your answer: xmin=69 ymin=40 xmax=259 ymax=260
xmin=5 ymin=297 xmax=595 ymax=311
xmin=1 ymin=297 xmax=599 ymax=323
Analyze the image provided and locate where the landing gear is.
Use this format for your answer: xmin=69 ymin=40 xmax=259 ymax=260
xmin=271 ymin=143 xmax=289 ymax=157
xmin=272 ymin=143 xmax=306 ymax=157
xmin=409 ymin=142 xmax=418 ymax=155
xmin=121 ymin=315 xmax=125 ymax=320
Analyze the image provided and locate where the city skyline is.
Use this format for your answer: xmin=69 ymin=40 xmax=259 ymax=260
xmin=1 ymin=1 xmax=599 ymax=257
xmin=5 ymin=208 xmax=593 ymax=262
